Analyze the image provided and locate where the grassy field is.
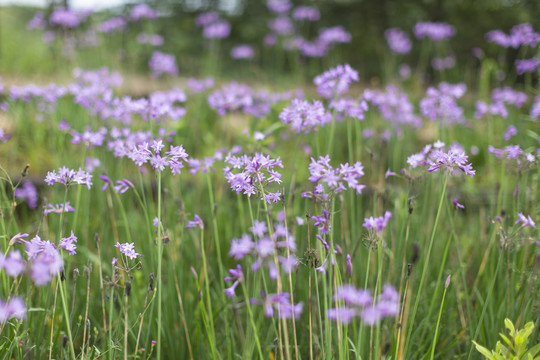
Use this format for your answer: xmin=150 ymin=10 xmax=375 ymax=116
xmin=0 ymin=3 xmax=539 ymax=360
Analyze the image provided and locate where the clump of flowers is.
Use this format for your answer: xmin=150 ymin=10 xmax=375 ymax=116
xmin=45 ymin=167 xmax=93 ymax=189
xmin=407 ymin=141 xmax=475 ymax=177
xmin=420 ymin=83 xmax=466 ymax=126
xmin=252 ymin=292 xmax=303 ymax=319
xmin=0 ymin=297 xmax=26 ymax=323
xmin=44 ymin=202 xmax=75 ymax=215
xmin=223 ymin=153 xmax=284 ymax=203
xmin=149 ymin=51 xmax=178 ymax=78
xmin=228 ymin=219 xmax=297 ymax=279
xmin=127 ymin=140 xmax=189 ymax=175
xmin=363 ymin=211 xmax=392 ymax=236
xmin=414 ymin=22 xmax=456 ymax=42
xmin=24 ymin=235 xmax=64 ymax=285
xmin=230 ymin=45 xmax=255 ymax=59
xmin=385 ymin=28 xmax=411 ymax=54
xmin=304 ymin=155 xmax=365 ymax=199
xmin=314 ymin=64 xmax=359 ymax=99
xmin=515 ymin=212 xmax=535 ymax=228
xmin=327 ymin=284 xmax=399 ymax=325
xmin=115 ymin=242 xmax=141 ymax=260
xmin=279 ymin=99 xmax=332 ymax=134
xmin=14 ymin=181 xmax=38 ymax=209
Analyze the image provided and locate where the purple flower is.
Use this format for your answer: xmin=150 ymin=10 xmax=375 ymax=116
xmin=223 ymin=153 xmax=283 ymax=200
xmin=486 ymin=24 xmax=540 ymax=48
xmin=114 ymin=179 xmax=134 ymax=194
xmin=186 ymin=214 xmax=204 ymax=229
xmin=130 ymin=4 xmax=158 ymax=21
xmin=431 ymin=56 xmax=456 ymax=71
xmin=59 ymin=231 xmax=78 ymax=255
xmin=196 ymin=12 xmax=220 ymax=27
xmin=279 ymin=99 xmax=332 ymax=134
xmin=229 ymin=234 xmax=254 ymax=260
xmin=314 ymin=64 xmax=359 ymax=98
xmin=268 ymin=16 xmax=294 ymax=35
xmin=328 ymin=284 xmax=399 ymax=326
xmin=14 ymin=181 xmax=38 ymax=209
xmin=128 ymin=140 xmax=188 ymax=175
xmin=230 ymin=45 xmax=255 ymax=59
xmin=115 ymin=242 xmax=141 ymax=260
xmin=44 ymin=202 xmax=75 ymax=215
xmin=137 ymin=33 xmax=164 ymax=46
xmin=308 ymin=155 xmax=365 ymax=195
xmin=203 ymin=20 xmax=231 ymax=39
xmin=50 ymin=8 xmax=85 ymax=28
xmin=453 ymin=198 xmax=465 ymax=209
xmin=267 ymin=0 xmax=292 ymax=14
xmin=149 ymin=51 xmax=178 ymax=78
xmin=515 ymin=213 xmax=535 ymax=228
xmin=363 ymin=211 xmax=392 ymax=235
xmin=45 ymin=167 xmax=93 ymax=189
xmin=24 ymin=235 xmax=63 ymax=285
xmin=187 ymin=77 xmax=214 ymax=93
xmin=0 ymin=297 xmax=26 ymax=322
xmin=1 ymin=250 xmax=26 ymax=277
xmin=318 ymin=26 xmax=351 ymax=45
xmin=385 ymin=28 xmax=412 ymax=54
xmin=420 ymin=83 xmax=466 ymax=126
xmin=504 ymin=125 xmax=517 ymax=141
xmin=363 ymin=86 xmax=422 ymax=129
xmin=255 ymin=292 xmax=303 ymax=319
xmin=414 ymin=22 xmax=456 ymax=42
xmin=224 ymin=265 xmax=244 ymax=297
xmin=427 ymin=148 xmax=476 ymax=177
xmin=515 ymin=57 xmax=540 ymax=75
xmin=292 ymin=6 xmax=320 ymax=21
xmin=95 ymin=17 xmax=126 ymax=33
xmin=329 ymin=97 xmax=368 ymax=121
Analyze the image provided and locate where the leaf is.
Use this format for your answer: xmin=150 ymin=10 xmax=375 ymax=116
xmin=523 ymin=342 xmax=540 ymax=358
xmin=505 ymin=318 xmax=516 ymax=337
xmin=473 ymin=341 xmax=495 ymax=359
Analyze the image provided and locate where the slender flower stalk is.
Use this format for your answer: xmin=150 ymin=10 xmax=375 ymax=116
xmin=429 ymin=275 xmax=450 ymax=360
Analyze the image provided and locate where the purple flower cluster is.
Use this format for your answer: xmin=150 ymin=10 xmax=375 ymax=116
xmin=228 ymin=219 xmax=297 ymax=280
xmin=196 ymin=12 xmax=230 ymax=39
xmin=431 ymin=56 xmax=456 ymax=71
xmin=307 ymin=155 xmax=366 ymax=195
xmin=186 ymin=214 xmax=204 ymax=229
xmin=24 ymin=235 xmax=64 ymax=285
xmin=363 ymin=211 xmax=392 ymax=236
xmin=224 ymin=153 xmax=283 ymax=202
xmin=0 ymin=250 xmax=26 ymax=277
xmin=49 ymin=8 xmax=88 ymax=28
xmin=130 ymin=4 xmax=158 ymax=21
xmin=44 ymin=202 xmax=75 ymax=215
xmin=95 ymin=17 xmax=126 ymax=33
xmin=486 ymin=23 xmax=540 ymax=48
xmin=385 ymin=28 xmax=412 ymax=54
xmin=314 ymin=64 xmax=359 ymax=98
xmin=224 ymin=265 xmax=244 ymax=297
xmin=407 ymin=141 xmax=475 ymax=177
xmin=475 ymin=87 xmax=528 ymax=119
xmin=414 ymin=22 xmax=456 ymax=42
xmin=45 ymin=166 xmax=93 ymax=189
xmin=515 ymin=57 xmax=540 ymax=75
xmin=115 ymin=242 xmax=141 ymax=260
xmin=137 ymin=33 xmax=164 ymax=46
xmin=59 ymin=231 xmax=78 ymax=255
xmin=267 ymin=0 xmax=292 ymax=14
xmin=364 ymin=86 xmax=422 ymax=130
xmin=187 ymin=77 xmax=214 ymax=93
xmin=279 ymin=99 xmax=331 ymax=134
xmin=329 ymin=97 xmax=368 ymax=121
xmin=254 ymin=292 xmax=303 ymax=319
xmin=127 ymin=140 xmax=189 ymax=175
xmin=327 ymin=284 xmax=399 ymax=325
xmin=292 ymin=6 xmax=320 ymax=21
xmin=230 ymin=45 xmax=255 ymax=59
xmin=14 ymin=181 xmax=38 ymax=209
xmin=149 ymin=51 xmax=178 ymax=78
xmin=420 ymin=83 xmax=466 ymax=126
xmin=0 ymin=297 xmax=26 ymax=323
xmin=488 ymin=145 xmax=536 ymax=163
xmin=515 ymin=213 xmax=535 ymax=228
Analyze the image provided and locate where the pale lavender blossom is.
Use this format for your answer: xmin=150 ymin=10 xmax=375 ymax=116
xmin=196 ymin=12 xmax=219 ymax=27
xmin=14 ymin=181 xmax=38 ymax=209
xmin=515 ymin=57 xmax=540 ymax=75
xmin=414 ymin=22 xmax=456 ymax=42
xmin=59 ymin=231 xmax=78 ymax=255
xmin=45 ymin=167 xmax=92 ymax=189
xmin=24 ymin=235 xmax=63 ymax=285
xmin=187 ymin=77 xmax=214 ymax=93
xmin=254 ymin=292 xmax=303 ymax=319
xmin=137 ymin=33 xmax=164 ymax=46
xmin=279 ymin=99 xmax=332 ymax=134
xmin=363 ymin=211 xmax=392 ymax=235
xmin=314 ymin=64 xmax=359 ymax=98
xmin=130 ymin=4 xmax=158 ymax=21
xmin=115 ymin=242 xmax=141 ymax=260
xmin=504 ymin=125 xmax=517 ymax=141
xmin=268 ymin=16 xmax=294 ymax=35
xmin=230 ymin=45 xmax=255 ymax=59
xmin=515 ymin=213 xmax=535 ymax=228
xmin=224 ymin=265 xmax=244 ymax=297
xmin=1 ymin=250 xmax=26 ymax=277
xmin=203 ymin=20 xmax=231 ymax=39
xmin=267 ymin=0 xmax=292 ymax=14
xmin=420 ymin=83 xmax=466 ymax=126
xmin=44 ymin=202 xmax=75 ymax=215
xmin=292 ymin=6 xmax=320 ymax=21
xmin=453 ymin=198 xmax=465 ymax=209
xmin=149 ymin=51 xmax=178 ymax=78
xmin=186 ymin=214 xmax=204 ymax=229
xmin=307 ymin=155 xmax=365 ymax=195
xmin=0 ymin=297 xmax=26 ymax=322
xmin=385 ymin=28 xmax=412 ymax=54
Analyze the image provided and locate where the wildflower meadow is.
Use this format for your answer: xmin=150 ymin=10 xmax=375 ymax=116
xmin=0 ymin=1 xmax=539 ymax=359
